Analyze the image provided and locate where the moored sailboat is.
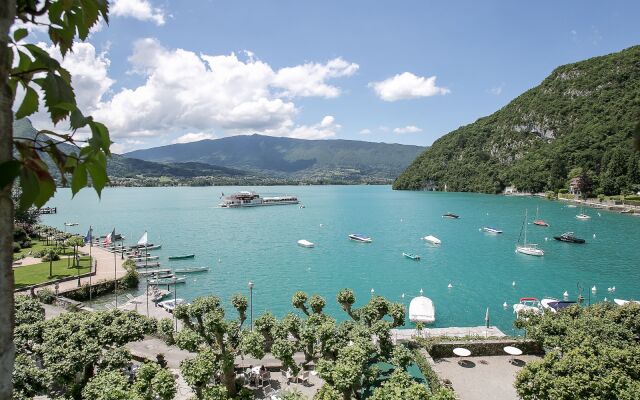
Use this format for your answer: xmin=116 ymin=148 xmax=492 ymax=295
xmin=516 ymin=210 xmax=544 ymax=256
xmin=533 ymin=206 xmax=549 ymax=227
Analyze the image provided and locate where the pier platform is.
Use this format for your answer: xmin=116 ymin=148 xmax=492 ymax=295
xmin=391 ymin=326 xmax=505 ymax=343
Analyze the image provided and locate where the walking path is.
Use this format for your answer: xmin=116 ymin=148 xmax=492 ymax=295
xmin=391 ymin=326 xmax=505 ymax=343
xmin=34 ymin=244 xmax=127 ymax=294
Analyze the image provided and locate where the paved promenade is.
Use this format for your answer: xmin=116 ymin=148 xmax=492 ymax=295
xmin=34 ymin=244 xmax=127 ymax=294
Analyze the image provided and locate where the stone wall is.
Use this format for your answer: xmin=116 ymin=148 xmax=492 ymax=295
xmin=426 ymin=339 xmax=543 ymax=359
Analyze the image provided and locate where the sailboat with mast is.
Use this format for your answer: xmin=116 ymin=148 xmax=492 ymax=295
xmin=576 ymin=204 xmax=591 ymax=220
xmin=516 ymin=209 xmax=544 ymax=256
xmin=533 ymin=206 xmax=549 ymax=227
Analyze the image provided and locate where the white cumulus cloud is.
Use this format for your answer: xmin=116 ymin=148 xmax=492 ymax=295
xmin=369 ymin=72 xmax=449 ymax=101
xmin=276 ymin=115 xmax=341 ymax=140
xmin=273 ymin=57 xmax=359 ymax=98
xmin=111 ymin=0 xmax=166 ymax=25
xmin=393 ymin=125 xmax=422 ymax=134
xmin=359 ymin=128 xmax=372 ymax=134
xmin=172 ymin=132 xmax=217 ymax=144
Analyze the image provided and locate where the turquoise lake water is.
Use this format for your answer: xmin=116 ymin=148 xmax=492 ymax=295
xmin=42 ymin=186 xmax=640 ymax=334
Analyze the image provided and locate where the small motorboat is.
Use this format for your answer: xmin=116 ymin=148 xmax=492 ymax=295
xmin=409 ymin=296 xmax=435 ymax=324
xmin=576 ymin=213 xmax=591 ymax=220
xmin=533 ymin=220 xmax=549 ymax=227
xmin=423 ymin=235 xmax=441 ymax=245
xmin=348 ymin=234 xmax=372 ymax=243
xmin=442 ymin=212 xmax=460 ymax=219
xmin=614 ymin=299 xmax=640 ymax=306
xmin=128 ymin=255 xmax=160 ymax=261
xmin=567 ymin=204 xmax=577 ymax=208
xmin=402 ymin=252 xmax=421 ymax=261
xmin=168 ymin=254 xmax=195 ymax=260
xmin=174 ymin=266 xmax=209 ymax=273
xmin=148 ymin=276 xmax=187 ymax=285
xmin=297 ymin=239 xmax=315 ymax=248
xmin=135 ymin=262 xmax=161 ymax=268
xmin=513 ymin=298 xmax=542 ymax=316
xmin=482 ymin=227 xmax=503 ymax=234
xmin=158 ymin=298 xmax=186 ymax=312
xmin=553 ymin=232 xmax=585 ymax=244
xmin=540 ymin=298 xmax=576 ymax=313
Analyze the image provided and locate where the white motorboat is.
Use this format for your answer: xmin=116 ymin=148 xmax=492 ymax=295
xmin=576 ymin=213 xmax=591 ymax=220
xmin=158 ymin=298 xmax=186 ymax=312
xmin=219 ymin=191 xmax=298 ymax=207
xmin=540 ymin=298 xmax=576 ymax=313
xmin=614 ymin=299 xmax=640 ymax=306
xmin=513 ymin=297 xmax=542 ymax=315
xmin=409 ymin=296 xmax=435 ymax=324
xmin=482 ymin=227 xmax=503 ymax=234
xmin=297 ymin=239 xmax=315 ymax=248
xmin=423 ymin=235 xmax=441 ymax=245
xmin=348 ymin=234 xmax=372 ymax=243
xmin=516 ymin=210 xmax=544 ymax=256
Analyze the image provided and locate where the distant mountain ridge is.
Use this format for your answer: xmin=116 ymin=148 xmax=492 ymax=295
xmin=394 ymin=45 xmax=640 ymax=194
xmin=125 ymin=134 xmax=424 ymax=181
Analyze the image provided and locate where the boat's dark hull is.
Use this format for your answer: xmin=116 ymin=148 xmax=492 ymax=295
xmin=553 ymin=236 xmax=585 ymax=244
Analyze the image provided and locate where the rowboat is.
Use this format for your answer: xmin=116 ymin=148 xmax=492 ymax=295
xmin=174 ymin=267 xmax=209 ymax=273
xmin=402 ymin=252 xmax=421 ymax=261
xmin=348 ymin=234 xmax=372 ymax=243
xmin=297 ymin=239 xmax=315 ymax=248
xmin=148 ymin=277 xmax=186 ymax=285
xmin=168 ymin=254 xmax=195 ymax=260
xmin=423 ymin=235 xmax=441 ymax=245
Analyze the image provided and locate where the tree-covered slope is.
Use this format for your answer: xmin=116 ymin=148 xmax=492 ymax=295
xmin=125 ymin=134 xmax=424 ymax=180
xmin=13 ymin=119 xmax=247 ymax=180
xmin=394 ymin=45 xmax=640 ymax=194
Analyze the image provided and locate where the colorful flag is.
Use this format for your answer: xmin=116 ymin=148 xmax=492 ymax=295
xmin=137 ymin=231 xmax=148 ymax=246
xmin=104 ymin=228 xmax=115 ymax=246
xmin=84 ymin=227 xmax=93 ymax=244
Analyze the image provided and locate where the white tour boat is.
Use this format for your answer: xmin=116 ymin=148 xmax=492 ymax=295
xmin=409 ymin=296 xmax=435 ymax=324
xmin=482 ymin=227 xmax=503 ymax=234
xmin=423 ymin=235 xmax=441 ymax=245
xmin=219 ymin=191 xmax=298 ymax=208
xmin=614 ymin=299 xmax=640 ymax=306
xmin=297 ymin=239 xmax=315 ymax=248
xmin=348 ymin=234 xmax=372 ymax=243
xmin=576 ymin=213 xmax=591 ymax=220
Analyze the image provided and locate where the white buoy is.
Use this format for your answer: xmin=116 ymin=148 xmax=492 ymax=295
xmin=218 ymin=258 xmax=221 ymax=263
xmin=591 ymin=286 xmax=597 ymax=293
xmin=401 ymin=293 xmax=405 ymax=299
xmin=503 ymin=302 xmax=508 ymax=309
xmin=512 ymin=281 xmax=516 ymax=287
xmin=545 ymin=237 xmax=548 ymax=241
xmin=447 ymin=283 xmax=453 ymax=289
xmin=607 ymin=287 xmax=612 ymax=292
xmin=419 ymin=288 xmax=424 ymax=296
xmin=593 ymin=233 xmax=596 ymax=239
xmin=320 ymin=223 xmax=323 ymax=227
xmin=598 ymin=212 xmax=601 ymax=217
xmin=563 ymin=291 xmax=569 ymax=299
xmin=604 ymin=297 xmax=608 ymax=302
xmin=371 ymin=288 xmax=375 ymax=295
xmin=612 ymin=286 xmax=616 ymax=292
xmin=400 ymin=219 xmax=403 ymax=222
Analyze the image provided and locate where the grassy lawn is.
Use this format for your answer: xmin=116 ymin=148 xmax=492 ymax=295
xmin=14 ymin=255 xmax=92 ymax=289
xmin=15 ymin=239 xmax=76 ymax=259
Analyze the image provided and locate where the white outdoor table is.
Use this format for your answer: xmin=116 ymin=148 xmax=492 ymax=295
xmin=453 ymin=347 xmax=471 ymax=365
xmin=503 ymin=346 xmax=523 ymax=364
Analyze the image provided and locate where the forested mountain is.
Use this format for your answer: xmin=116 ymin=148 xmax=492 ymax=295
xmin=125 ymin=134 xmax=424 ymax=181
xmin=394 ymin=45 xmax=640 ymax=195
xmin=13 ymin=119 xmax=248 ymax=182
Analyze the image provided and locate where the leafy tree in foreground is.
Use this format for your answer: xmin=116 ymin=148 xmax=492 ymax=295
xmin=12 ymin=296 xmax=162 ymax=399
xmin=1 ymin=1 xmax=112 ymax=397
xmin=514 ymin=302 xmax=640 ymax=399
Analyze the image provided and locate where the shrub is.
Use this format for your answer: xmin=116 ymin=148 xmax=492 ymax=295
xmin=36 ymin=288 xmax=56 ymax=304
xmin=42 ymin=251 xmax=60 ymax=262
xmin=13 ymin=242 xmax=21 ymax=253
xmin=20 ymin=240 xmax=32 ymax=249
xmin=558 ymin=188 xmax=569 ymax=194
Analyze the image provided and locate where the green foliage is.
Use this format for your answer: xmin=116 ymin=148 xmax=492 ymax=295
xmin=82 ymin=370 xmax=139 ymax=400
xmin=157 ymin=318 xmax=176 ymax=345
xmin=131 ymin=362 xmax=177 ymax=400
xmin=35 ymin=288 xmax=56 ymax=304
xmin=514 ymin=302 xmax=640 ymax=399
xmin=6 ymin=0 xmax=112 ymax=212
xmin=394 ymin=46 xmax=640 ymax=194
xmin=369 ymin=370 xmax=430 ymax=400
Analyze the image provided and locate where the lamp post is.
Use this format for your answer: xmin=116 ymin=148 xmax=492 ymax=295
xmin=248 ymin=281 xmax=254 ymax=331
xmin=174 ymin=280 xmax=178 ymax=332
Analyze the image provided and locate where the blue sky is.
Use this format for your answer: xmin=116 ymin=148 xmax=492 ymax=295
xmin=21 ymin=0 xmax=640 ymax=152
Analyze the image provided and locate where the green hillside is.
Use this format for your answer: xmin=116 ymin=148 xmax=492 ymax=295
xmin=394 ymin=46 xmax=640 ymax=195
xmin=125 ymin=134 xmax=424 ymax=181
